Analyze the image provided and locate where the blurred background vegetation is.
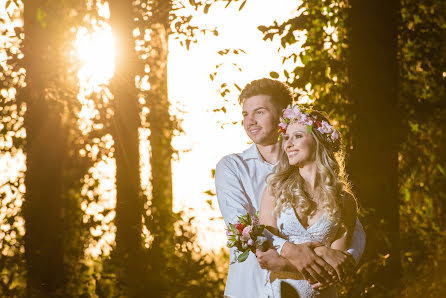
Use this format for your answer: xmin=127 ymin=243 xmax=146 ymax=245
xmin=0 ymin=0 xmax=445 ymax=297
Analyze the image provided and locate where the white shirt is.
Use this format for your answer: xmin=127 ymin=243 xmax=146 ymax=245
xmin=215 ymin=144 xmax=365 ymax=298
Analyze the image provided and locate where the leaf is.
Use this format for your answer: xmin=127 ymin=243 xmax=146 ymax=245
xmin=237 ymin=250 xmax=250 ymax=262
xmin=258 ymin=25 xmax=268 ymax=33
xmin=270 ymin=71 xmax=279 ymax=79
xmin=5 ymin=0 xmax=12 ymax=9
xmin=204 ymin=190 xmax=215 ymax=196
xmin=204 ymin=3 xmax=211 ymax=14
xmin=437 ymin=165 xmax=445 ymax=176
xmin=239 ymin=0 xmax=247 ymax=11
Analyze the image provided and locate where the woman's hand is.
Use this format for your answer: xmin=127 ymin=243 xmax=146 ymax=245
xmin=255 ymin=248 xmax=294 ymax=272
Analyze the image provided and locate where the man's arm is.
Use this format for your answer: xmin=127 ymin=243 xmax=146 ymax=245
xmin=346 ymin=218 xmax=366 ymax=263
xmin=311 ymin=195 xmax=366 ymax=289
xmin=215 ymin=156 xmax=255 ymax=226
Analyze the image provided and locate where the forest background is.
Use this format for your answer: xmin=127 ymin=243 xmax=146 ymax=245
xmin=0 ymin=0 xmax=445 ymax=297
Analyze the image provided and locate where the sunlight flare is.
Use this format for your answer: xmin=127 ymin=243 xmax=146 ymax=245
xmin=75 ymin=26 xmax=115 ymax=87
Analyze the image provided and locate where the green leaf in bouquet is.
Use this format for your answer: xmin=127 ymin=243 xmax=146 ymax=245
xmin=237 ymin=250 xmax=250 ymax=262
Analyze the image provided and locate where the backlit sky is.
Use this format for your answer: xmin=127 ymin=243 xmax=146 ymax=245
xmin=168 ymin=0 xmax=300 ymax=250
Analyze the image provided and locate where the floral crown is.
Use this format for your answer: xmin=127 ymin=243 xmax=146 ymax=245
xmin=278 ymin=104 xmax=341 ymax=145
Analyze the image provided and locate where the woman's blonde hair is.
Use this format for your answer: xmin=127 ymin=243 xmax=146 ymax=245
xmin=267 ymin=110 xmax=355 ymax=226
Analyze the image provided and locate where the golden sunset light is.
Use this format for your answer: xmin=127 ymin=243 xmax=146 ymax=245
xmin=69 ymin=0 xmax=302 ymax=253
xmin=1 ymin=0 xmax=444 ymax=296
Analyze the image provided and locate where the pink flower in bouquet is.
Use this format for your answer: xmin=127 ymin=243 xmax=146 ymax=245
xmin=226 ymin=230 xmax=234 ymax=236
xmin=252 ymin=216 xmax=259 ymax=225
xmin=241 ymin=225 xmax=252 ymax=241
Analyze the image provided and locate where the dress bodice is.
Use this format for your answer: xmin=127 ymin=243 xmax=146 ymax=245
xmin=265 ymin=206 xmax=340 ymax=298
xmin=277 ymin=207 xmax=339 ymax=246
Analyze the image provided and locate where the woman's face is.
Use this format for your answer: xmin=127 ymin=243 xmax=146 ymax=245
xmin=283 ymin=122 xmax=316 ymax=166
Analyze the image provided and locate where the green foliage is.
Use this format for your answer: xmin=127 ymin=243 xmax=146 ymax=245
xmin=260 ymin=0 xmax=353 ymax=141
xmin=397 ymin=0 xmax=446 ymax=296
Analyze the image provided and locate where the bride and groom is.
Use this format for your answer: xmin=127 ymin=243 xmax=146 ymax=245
xmin=215 ymin=78 xmax=365 ymax=297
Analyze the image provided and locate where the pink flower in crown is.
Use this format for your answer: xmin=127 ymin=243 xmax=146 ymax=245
xmin=283 ymin=108 xmax=296 ymax=120
xmin=317 ymin=120 xmax=333 ymax=134
xmin=240 ymin=225 xmax=252 ymax=241
xmin=300 ymin=113 xmax=314 ymax=126
xmin=278 ymin=119 xmax=287 ymax=130
xmin=292 ymin=105 xmax=302 ymax=119
xmin=331 ymin=129 xmax=340 ymax=142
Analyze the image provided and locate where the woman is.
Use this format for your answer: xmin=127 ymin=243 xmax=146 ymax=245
xmin=259 ymin=104 xmax=357 ymax=297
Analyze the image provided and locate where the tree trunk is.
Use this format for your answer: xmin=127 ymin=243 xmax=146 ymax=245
xmin=108 ymin=0 xmax=146 ymax=296
xmin=145 ymin=0 xmax=174 ymax=294
xmin=349 ymin=0 xmax=402 ymax=295
xmin=22 ymin=1 xmax=66 ymax=296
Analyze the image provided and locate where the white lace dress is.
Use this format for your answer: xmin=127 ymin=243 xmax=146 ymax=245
xmin=265 ymin=207 xmax=340 ymax=298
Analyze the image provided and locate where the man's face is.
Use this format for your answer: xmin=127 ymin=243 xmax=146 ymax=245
xmin=242 ymin=95 xmax=280 ymax=146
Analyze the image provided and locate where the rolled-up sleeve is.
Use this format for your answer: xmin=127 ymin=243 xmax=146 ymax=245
xmin=346 ymin=218 xmax=366 ymax=263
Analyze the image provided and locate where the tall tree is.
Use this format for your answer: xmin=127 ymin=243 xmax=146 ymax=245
xmin=145 ymin=0 xmax=174 ymax=292
xmin=108 ymin=0 xmax=146 ymax=296
xmin=22 ymin=0 xmax=74 ymax=296
xmin=349 ymin=0 xmax=402 ymax=295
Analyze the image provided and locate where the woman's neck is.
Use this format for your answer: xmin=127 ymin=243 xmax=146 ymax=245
xmin=256 ymin=142 xmax=282 ymax=165
xmin=298 ymin=162 xmax=318 ymax=192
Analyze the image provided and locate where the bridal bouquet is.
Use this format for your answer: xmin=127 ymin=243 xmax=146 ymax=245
xmin=226 ymin=212 xmax=267 ymax=262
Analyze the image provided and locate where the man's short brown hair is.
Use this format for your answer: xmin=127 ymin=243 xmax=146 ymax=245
xmin=238 ymin=78 xmax=293 ymax=112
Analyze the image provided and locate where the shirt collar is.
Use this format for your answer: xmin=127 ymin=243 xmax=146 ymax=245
xmin=241 ymin=144 xmax=277 ymax=167
xmin=241 ymin=143 xmax=260 ymax=161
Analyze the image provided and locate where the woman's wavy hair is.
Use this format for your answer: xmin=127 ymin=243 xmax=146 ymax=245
xmin=267 ymin=110 xmax=355 ymax=226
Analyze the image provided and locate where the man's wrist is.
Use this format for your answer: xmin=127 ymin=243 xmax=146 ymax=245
xmin=346 ymin=248 xmax=359 ymax=264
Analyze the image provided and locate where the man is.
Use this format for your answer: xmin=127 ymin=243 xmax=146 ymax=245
xmin=215 ymin=78 xmax=365 ymax=297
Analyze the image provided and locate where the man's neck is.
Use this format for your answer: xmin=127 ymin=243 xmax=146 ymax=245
xmin=256 ymin=142 xmax=282 ymax=164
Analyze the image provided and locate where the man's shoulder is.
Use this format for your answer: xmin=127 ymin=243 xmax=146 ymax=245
xmin=216 ymin=145 xmax=255 ymax=167
xmin=216 ymin=152 xmax=244 ymax=172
